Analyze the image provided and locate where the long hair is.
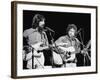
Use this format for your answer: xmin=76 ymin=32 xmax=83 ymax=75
xmin=66 ymin=24 xmax=77 ymax=36
xmin=32 ymin=14 xmax=45 ymax=29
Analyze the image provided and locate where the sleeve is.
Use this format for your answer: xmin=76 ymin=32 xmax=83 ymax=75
xmin=55 ymin=36 xmax=65 ymax=44
xmin=76 ymin=38 xmax=80 ymax=48
xmin=23 ymin=28 xmax=35 ymax=38
xmin=75 ymin=38 xmax=81 ymax=53
xmin=23 ymin=29 xmax=29 ymax=38
xmin=22 ymin=50 xmax=26 ymax=60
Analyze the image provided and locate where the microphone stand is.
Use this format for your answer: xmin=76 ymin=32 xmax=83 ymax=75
xmin=49 ymin=31 xmax=65 ymax=68
xmin=49 ymin=31 xmax=55 ymax=68
xmin=48 ymin=30 xmax=62 ymax=67
xmin=78 ymin=29 xmax=86 ymax=66
xmin=78 ymin=29 xmax=90 ymax=66
xmin=32 ymin=47 xmax=34 ymax=69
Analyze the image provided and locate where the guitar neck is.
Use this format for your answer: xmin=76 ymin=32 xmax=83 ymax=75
xmin=59 ymin=46 xmax=75 ymax=53
xmin=86 ymin=40 xmax=91 ymax=49
xmin=38 ymin=46 xmax=49 ymax=51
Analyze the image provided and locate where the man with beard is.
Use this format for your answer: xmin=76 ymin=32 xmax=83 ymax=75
xmin=23 ymin=14 xmax=50 ymax=69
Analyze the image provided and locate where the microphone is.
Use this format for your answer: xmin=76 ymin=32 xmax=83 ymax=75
xmin=45 ymin=27 xmax=55 ymax=33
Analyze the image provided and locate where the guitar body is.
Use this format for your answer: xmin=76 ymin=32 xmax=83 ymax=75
xmin=52 ymin=51 xmax=63 ymax=65
xmin=52 ymin=44 xmax=76 ymax=65
xmin=31 ymin=42 xmax=47 ymax=68
xmin=34 ymin=51 xmax=45 ymax=68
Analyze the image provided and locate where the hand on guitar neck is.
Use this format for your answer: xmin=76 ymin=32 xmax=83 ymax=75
xmin=81 ymin=40 xmax=91 ymax=54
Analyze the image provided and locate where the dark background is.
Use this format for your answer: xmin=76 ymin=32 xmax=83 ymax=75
xmin=23 ymin=10 xmax=91 ymax=46
xmin=23 ymin=10 xmax=91 ymax=66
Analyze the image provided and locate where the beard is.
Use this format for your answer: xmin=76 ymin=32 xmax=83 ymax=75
xmin=38 ymin=25 xmax=45 ymax=32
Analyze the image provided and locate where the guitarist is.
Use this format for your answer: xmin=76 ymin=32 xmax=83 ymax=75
xmin=55 ymin=24 xmax=81 ymax=67
xmin=23 ymin=14 xmax=49 ymax=69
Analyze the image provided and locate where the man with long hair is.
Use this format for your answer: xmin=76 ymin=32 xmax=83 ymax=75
xmin=23 ymin=14 xmax=49 ymax=69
